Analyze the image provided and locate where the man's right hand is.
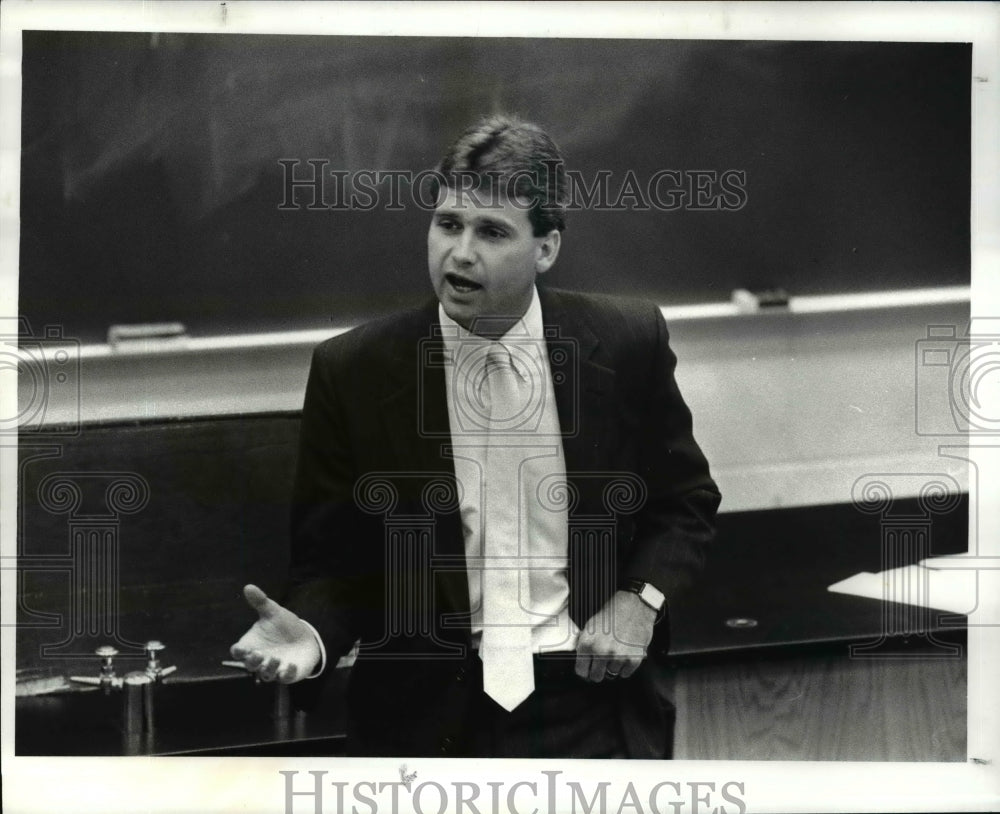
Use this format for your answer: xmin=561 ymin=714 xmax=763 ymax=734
xmin=230 ymin=584 xmax=321 ymax=683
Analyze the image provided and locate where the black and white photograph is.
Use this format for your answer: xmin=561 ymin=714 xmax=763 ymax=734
xmin=2 ymin=2 xmax=998 ymax=813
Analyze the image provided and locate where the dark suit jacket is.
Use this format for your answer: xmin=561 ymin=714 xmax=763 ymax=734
xmin=285 ymin=286 xmax=721 ymax=757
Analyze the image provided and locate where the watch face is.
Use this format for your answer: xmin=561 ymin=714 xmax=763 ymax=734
xmin=639 ymin=584 xmax=665 ymax=610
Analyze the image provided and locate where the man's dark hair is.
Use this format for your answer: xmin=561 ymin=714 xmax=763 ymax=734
xmin=434 ymin=113 xmax=568 ymax=236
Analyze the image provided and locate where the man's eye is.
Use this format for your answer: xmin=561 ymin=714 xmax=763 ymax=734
xmin=437 ymin=219 xmax=460 ymax=232
xmin=481 ymin=226 xmax=507 ymax=240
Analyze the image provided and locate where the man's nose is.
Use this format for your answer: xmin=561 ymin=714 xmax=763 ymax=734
xmin=451 ymin=230 xmax=476 ymax=265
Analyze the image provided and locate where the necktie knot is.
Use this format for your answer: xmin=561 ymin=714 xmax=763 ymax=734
xmin=483 ymin=343 xmax=531 ymax=431
xmin=485 ymin=342 xmax=514 ymax=372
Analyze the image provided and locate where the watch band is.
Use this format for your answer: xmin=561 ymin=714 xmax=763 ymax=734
xmin=624 ymin=578 xmax=666 ymax=612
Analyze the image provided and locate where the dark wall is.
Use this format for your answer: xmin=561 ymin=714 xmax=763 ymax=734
xmin=20 ymin=33 xmax=970 ymax=341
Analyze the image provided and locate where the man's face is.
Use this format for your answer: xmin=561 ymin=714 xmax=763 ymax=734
xmin=428 ymin=186 xmax=561 ymax=336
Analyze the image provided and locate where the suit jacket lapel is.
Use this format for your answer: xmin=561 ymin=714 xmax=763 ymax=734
xmin=539 ymin=288 xmax=620 ymax=628
xmin=379 ymin=300 xmax=452 ymax=475
xmin=539 ymin=288 xmax=616 ymax=475
xmin=377 ymin=300 xmax=471 ymax=636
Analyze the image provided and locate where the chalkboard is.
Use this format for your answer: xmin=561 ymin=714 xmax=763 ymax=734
xmin=19 ymin=32 xmax=970 ymax=342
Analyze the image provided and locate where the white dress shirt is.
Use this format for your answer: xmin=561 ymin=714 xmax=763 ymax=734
xmin=438 ymin=287 xmax=580 ymax=653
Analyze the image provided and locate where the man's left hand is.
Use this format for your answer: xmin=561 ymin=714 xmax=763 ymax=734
xmin=575 ymin=590 xmax=657 ymax=682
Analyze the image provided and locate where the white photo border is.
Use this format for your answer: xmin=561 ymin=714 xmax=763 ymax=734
xmin=2 ymin=2 xmax=998 ymax=813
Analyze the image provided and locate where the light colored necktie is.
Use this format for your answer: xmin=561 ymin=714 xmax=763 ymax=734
xmin=479 ymin=343 xmax=535 ymax=711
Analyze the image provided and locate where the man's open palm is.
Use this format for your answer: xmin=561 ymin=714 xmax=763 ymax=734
xmin=230 ymin=584 xmax=320 ymax=683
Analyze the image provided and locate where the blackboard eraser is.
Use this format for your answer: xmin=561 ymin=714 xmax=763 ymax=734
xmin=731 ymin=287 xmax=790 ymax=313
xmin=108 ymin=322 xmax=188 ymax=351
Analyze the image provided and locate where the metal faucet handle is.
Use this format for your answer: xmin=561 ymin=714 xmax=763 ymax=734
xmin=97 ymin=645 xmax=119 ymax=672
xmin=144 ymin=639 xmax=175 ymax=681
xmin=69 ymin=644 xmax=121 ymax=692
xmin=96 ymin=644 xmax=119 ymax=677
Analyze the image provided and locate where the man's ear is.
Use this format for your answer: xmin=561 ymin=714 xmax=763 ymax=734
xmin=535 ymin=229 xmax=562 ymax=274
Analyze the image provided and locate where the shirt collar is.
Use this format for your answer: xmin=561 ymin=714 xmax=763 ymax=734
xmin=437 ymin=286 xmax=545 ymax=350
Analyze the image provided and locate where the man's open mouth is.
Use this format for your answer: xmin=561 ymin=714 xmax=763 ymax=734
xmin=445 ymin=273 xmax=483 ymax=293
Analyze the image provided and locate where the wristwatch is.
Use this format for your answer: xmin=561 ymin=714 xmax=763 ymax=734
xmin=624 ymin=579 xmax=666 ymax=612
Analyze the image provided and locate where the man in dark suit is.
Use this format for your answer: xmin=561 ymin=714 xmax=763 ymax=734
xmin=231 ymin=114 xmax=720 ymax=758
